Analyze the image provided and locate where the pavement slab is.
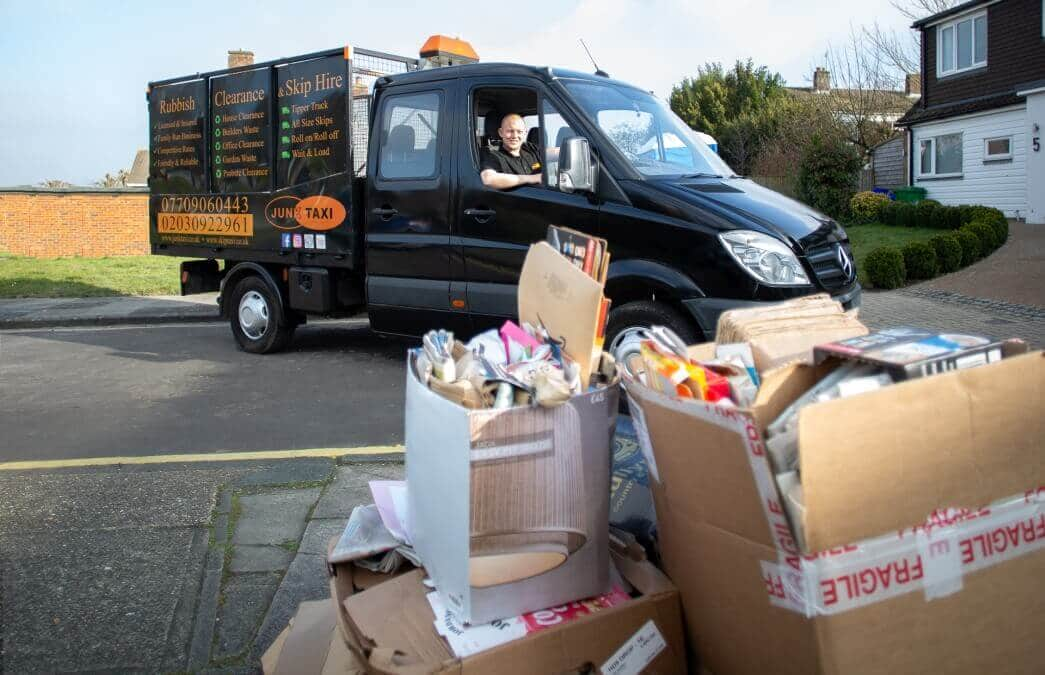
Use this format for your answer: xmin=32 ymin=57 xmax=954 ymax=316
xmin=252 ymin=553 xmax=329 ymax=660
xmin=0 ymin=470 xmax=223 ymax=534
xmin=214 ymin=572 xmax=282 ymax=662
xmin=230 ymin=545 xmax=296 ymax=573
xmin=0 ymin=526 xmax=206 ymax=673
xmin=299 ymin=518 xmax=349 ymax=556
xmin=232 ymin=488 xmax=322 ymax=547
xmin=311 ymin=462 xmax=404 ymax=519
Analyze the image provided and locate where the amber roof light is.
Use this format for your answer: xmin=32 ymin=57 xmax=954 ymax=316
xmin=419 ymin=35 xmax=478 ymax=61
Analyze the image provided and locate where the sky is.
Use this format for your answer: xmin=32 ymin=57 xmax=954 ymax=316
xmin=0 ymin=0 xmax=914 ymax=186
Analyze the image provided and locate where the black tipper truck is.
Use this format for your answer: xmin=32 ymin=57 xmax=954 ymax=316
xmin=149 ymin=38 xmax=860 ymax=354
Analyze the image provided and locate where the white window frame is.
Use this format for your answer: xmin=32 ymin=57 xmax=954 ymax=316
xmin=983 ymin=136 xmax=1012 ymax=161
xmin=917 ymin=132 xmax=964 ymax=178
xmin=937 ymin=10 xmax=988 ymax=77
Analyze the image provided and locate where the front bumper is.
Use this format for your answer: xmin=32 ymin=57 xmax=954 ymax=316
xmin=681 ymin=284 xmax=862 ymax=339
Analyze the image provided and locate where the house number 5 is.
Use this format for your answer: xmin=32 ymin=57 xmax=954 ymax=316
xmin=1035 ymin=137 xmax=1042 ymax=152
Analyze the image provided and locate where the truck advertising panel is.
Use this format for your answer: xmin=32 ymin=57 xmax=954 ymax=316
xmin=148 ymin=52 xmax=358 ymax=266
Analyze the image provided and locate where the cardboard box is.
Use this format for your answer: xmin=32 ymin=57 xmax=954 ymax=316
xmin=626 ymin=347 xmax=1044 ymax=674
xmin=406 ymin=352 xmax=619 ymax=624
xmin=327 ymin=538 xmax=419 ymax=646
xmin=339 ymin=554 xmax=687 ymax=674
xmin=262 ymin=599 xmax=366 ymax=674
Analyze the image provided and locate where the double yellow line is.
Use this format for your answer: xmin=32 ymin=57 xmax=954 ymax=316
xmin=0 ymin=445 xmax=404 ymax=472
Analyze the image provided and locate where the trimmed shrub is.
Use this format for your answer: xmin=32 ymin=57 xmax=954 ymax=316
xmin=965 ymin=220 xmax=999 ymax=253
xmin=965 ymin=207 xmax=1008 ymax=246
xmin=902 ymin=241 xmax=939 ymax=280
xmin=929 ymin=234 xmax=963 ymax=274
xmin=879 ymin=201 xmax=899 ymax=226
xmin=797 ymin=134 xmax=863 ymax=220
xmin=865 ymin=246 xmax=906 ymax=289
xmin=849 ymin=191 xmax=891 ymax=223
xmin=955 ymin=228 xmax=982 ymax=265
xmin=930 ymin=204 xmax=961 ymax=229
xmin=897 ymin=202 xmax=919 ymax=227
xmin=916 ymin=199 xmax=940 ymax=226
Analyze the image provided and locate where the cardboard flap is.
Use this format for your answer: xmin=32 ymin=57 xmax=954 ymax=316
xmin=274 ymin=600 xmax=338 ymax=675
xmin=800 ymin=351 xmax=1045 ymax=551
xmin=626 ymin=380 xmax=775 ymax=547
xmin=344 ymin=569 xmax=454 ymax=670
xmin=518 ymin=241 xmax=603 ymax=383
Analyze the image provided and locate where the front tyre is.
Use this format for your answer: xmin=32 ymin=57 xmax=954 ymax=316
xmin=229 ymin=276 xmax=294 ymax=354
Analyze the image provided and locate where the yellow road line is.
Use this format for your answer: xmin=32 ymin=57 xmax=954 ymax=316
xmin=0 ymin=445 xmax=404 ymax=472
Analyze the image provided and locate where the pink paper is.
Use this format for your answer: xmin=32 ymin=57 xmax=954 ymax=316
xmin=369 ymin=480 xmax=411 ymax=544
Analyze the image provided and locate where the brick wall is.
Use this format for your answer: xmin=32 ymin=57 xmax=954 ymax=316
xmin=0 ymin=189 xmax=149 ymax=258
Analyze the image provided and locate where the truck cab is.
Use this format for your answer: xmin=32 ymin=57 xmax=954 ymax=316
xmin=149 ymin=46 xmax=860 ymax=354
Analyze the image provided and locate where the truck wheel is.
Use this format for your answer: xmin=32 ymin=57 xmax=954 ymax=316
xmin=229 ymin=276 xmax=294 ymax=354
xmin=606 ymin=300 xmax=702 ymax=408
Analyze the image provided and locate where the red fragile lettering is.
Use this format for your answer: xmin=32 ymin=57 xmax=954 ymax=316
xmin=961 ymin=515 xmax=1045 ymax=564
xmin=711 ymin=405 xmax=739 ymax=422
xmin=774 ymin=521 xmax=800 ymax=556
xmin=821 ymin=556 xmax=925 ymax=605
xmin=1025 ymin=487 xmax=1045 ymax=503
xmin=744 ymin=421 xmax=765 ymax=456
xmin=900 ymin=505 xmax=992 ymax=539
xmin=768 ymin=498 xmax=784 ymax=515
xmin=763 ymin=570 xmax=787 ymax=599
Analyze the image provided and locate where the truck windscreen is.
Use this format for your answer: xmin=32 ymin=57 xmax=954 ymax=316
xmin=563 ymin=80 xmax=736 ymax=179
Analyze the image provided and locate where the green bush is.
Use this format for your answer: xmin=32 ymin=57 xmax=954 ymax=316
xmin=955 ymin=228 xmax=982 ymax=265
xmin=929 ymin=205 xmax=961 ymax=229
xmin=849 ymin=191 xmax=891 ymax=223
xmin=929 ymin=234 xmax=963 ymax=274
xmin=797 ymin=134 xmax=863 ymax=220
xmin=916 ymin=199 xmax=940 ymax=226
xmin=879 ymin=201 xmax=899 ymax=226
xmin=964 ymin=207 xmax=1008 ymax=245
xmin=902 ymin=241 xmax=939 ymax=280
xmin=965 ymin=220 xmax=999 ymax=253
xmin=865 ymin=246 xmax=907 ymax=289
xmin=896 ymin=202 xmax=919 ymax=227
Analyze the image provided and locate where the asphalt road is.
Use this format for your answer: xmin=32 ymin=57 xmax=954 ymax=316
xmin=0 ymin=321 xmax=412 ymax=463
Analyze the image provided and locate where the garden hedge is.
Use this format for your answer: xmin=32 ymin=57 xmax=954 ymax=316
xmin=864 ymin=246 xmax=906 ymax=289
xmin=955 ymin=228 xmax=982 ymax=265
xmin=901 ymin=241 xmax=939 ymax=280
xmin=964 ymin=220 xmax=1000 ymax=253
xmin=929 ymin=234 xmax=963 ymax=274
xmin=849 ymin=191 xmax=891 ymax=224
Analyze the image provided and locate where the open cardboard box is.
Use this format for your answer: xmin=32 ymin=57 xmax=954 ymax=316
xmin=626 ymin=343 xmax=1044 ymax=674
xmin=406 ymin=350 xmax=620 ymax=625
xmin=262 ymin=599 xmax=366 ymax=675
xmin=338 ymin=552 xmax=687 ymax=674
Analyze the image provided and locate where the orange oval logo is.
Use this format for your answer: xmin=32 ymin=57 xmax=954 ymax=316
xmin=265 ymin=195 xmax=302 ymax=230
xmin=294 ymin=195 xmax=346 ymax=231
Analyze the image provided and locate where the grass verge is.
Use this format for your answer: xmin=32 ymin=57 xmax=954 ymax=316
xmin=0 ymin=252 xmax=190 ymax=298
xmin=845 ymin=223 xmax=940 ymax=287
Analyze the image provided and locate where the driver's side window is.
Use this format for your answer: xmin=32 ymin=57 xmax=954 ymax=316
xmin=541 ymin=100 xmax=578 ymax=189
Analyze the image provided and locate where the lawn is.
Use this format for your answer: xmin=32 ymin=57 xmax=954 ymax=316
xmin=0 ymin=252 xmax=191 ymax=298
xmin=844 ymin=223 xmax=940 ymax=287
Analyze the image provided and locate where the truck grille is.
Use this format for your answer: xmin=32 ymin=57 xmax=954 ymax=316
xmin=805 ymin=242 xmax=855 ymax=290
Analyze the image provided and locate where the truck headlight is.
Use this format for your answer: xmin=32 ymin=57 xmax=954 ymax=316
xmin=719 ymin=230 xmax=811 ymax=287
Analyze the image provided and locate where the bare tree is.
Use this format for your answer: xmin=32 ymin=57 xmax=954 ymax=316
xmin=862 ymin=1 xmax=960 ymax=78
xmin=95 ymin=170 xmax=129 ymax=188
xmin=824 ymin=27 xmax=905 ymax=156
xmin=38 ymin=179 xmax=71 ymax=188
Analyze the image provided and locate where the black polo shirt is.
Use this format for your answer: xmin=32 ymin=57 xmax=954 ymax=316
xmin=480 ymin=142 xmax=542 ymax=176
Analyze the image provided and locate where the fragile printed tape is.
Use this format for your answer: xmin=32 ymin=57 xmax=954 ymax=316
xmin=760 ymin=489 xmax=1045 ymax=616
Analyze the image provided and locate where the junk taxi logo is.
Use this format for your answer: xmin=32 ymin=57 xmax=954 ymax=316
xmin=265 ymin=195 xmax=346 ymax=231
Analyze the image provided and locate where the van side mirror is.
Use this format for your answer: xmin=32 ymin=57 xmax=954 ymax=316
xmin=558 ymin=137 xmax=595 ymax=194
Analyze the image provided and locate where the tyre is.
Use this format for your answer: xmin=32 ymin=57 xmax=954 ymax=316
xmin=606 ymin=301 xmax=701 ymax=413
xmin=229 ymin=275 xmax=295 ymax=354
xmin=606 ymin=300 xmax=701 ymax=360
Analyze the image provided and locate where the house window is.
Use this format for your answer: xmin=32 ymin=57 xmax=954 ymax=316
xmin=937 ymin=11 xmax=987 ymax=77
xmin=984 ymin=136 xmax=1012 ymax=161
xmin=918 ymin=133 xmax=963 ymax=177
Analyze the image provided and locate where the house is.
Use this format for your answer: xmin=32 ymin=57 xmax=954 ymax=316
xmin=787 ymin=68 xmax=919 ymax=127
xmin=896 ymin=0 xmax=1045 ymax=223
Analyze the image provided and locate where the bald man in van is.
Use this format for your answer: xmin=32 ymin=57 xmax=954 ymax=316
xmin=480 ymin=113 xmax=543 ymax=189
